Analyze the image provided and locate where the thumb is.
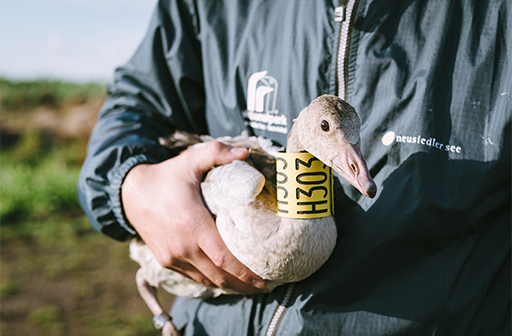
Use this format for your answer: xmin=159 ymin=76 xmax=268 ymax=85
xmin=191 ymin=140 xmax=249 ymax=175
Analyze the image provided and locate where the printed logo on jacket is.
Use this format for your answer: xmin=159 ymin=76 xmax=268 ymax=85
xmin=243 ymin=71 xmax=288 ymax=134
xmin=381 ymin=131 xmax=463 ymax=153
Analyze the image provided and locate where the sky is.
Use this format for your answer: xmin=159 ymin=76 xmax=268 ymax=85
xmin=0 ymin=0 xmax=158 ymax=82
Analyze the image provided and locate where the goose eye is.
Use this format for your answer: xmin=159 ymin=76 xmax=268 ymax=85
xmin=320 ymin=120 xmax=330 ymax=132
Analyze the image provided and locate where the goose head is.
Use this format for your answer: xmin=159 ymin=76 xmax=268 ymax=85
xmin=286 ymin=95 xmax=377 ymax=198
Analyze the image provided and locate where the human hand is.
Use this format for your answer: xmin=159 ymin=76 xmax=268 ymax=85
xmin=121 ymin=141 xmax=267 ymax=294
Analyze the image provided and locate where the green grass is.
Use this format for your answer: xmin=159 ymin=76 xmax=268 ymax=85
xmin=0 ymin=79 xmax=162 ymax=336
xmin=0 ymin=78 xmax=106 ymax=112
xmin=0 ymin=133 xmax=83 ymax=223
xmin=28 ymin=305 xmax=65 ymax=336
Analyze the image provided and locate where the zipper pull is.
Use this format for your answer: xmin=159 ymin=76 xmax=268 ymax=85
xmin=334 ymin=6 xmax=346 ymax=22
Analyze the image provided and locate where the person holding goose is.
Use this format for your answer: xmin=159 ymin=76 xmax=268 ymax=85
xmin=79 ymin=1 xmax=510 ymax=335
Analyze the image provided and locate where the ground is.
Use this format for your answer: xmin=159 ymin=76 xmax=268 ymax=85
xmin=1 ymin=217 xmax=173 ymax=336
xmin=0 ymin=80 xmax=175 ymax=335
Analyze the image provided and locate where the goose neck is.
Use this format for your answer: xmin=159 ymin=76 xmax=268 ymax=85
xmin=286 ymin=122 xmax=304 ymax=153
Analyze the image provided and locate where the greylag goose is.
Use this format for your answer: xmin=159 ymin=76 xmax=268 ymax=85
xmin=129 ymin=95 xmax=376 ymax=335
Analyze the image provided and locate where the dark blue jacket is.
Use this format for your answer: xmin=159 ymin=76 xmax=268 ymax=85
xmin=78 ymin=0 xmax=511 ymax=334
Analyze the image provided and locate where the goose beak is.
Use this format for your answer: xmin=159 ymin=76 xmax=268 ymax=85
xmin=333 ymin=142 xmax=377 ymax=198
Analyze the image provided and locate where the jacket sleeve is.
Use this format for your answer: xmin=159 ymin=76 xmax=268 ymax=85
xmin=78 ymin=0 xmax=207 ymax=241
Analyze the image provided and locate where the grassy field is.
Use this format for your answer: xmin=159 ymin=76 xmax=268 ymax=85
xmin=0 ymin=79 xmax=173 ymax=335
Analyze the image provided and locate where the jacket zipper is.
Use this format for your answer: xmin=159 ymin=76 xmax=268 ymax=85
xmin=335 ymin=0 xmax=360 ymax=100
xmin=264 ymin=4 xmax=360 ymax=335
xmin=264 ymin=283 xmax=295 ymax=336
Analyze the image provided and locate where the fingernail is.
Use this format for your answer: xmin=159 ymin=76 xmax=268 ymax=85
xmin=251 ymin=279 xmax=266 ymax=289
xmin=230 ymin=147 xmax=247 ymax=157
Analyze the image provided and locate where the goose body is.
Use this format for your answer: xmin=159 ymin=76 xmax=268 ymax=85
xmin=202 ymin=159 xmax=338 ymax=285
xmin=130 ymin=95 xmax=376 ymax=334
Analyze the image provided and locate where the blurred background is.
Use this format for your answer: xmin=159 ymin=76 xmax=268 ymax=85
xmin=0 ymin=1 xmax=177 ymax=335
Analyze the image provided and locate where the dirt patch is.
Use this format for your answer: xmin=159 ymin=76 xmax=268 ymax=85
xmin=1 ymin=96 xmax=104 ymax=140
xmin=1 ymin=223 xmax=175 ymax=336
xmin=1 ymin=93 xmax=175 ymax=335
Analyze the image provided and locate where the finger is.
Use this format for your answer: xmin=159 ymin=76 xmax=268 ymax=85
xmin=152 ymin=236 xmax=217 ymax=288
xmin=189 ymin=248 xmax=267 ymax=294
xmin=166 ymin=241 xmax=265 ymax=294
xmin=170 ymin=206 xmax=267 ymax=292
xmin=191 ymin=140 xmax=249 ymax=174
xmin=157 ymin=207 xmax=265 ymax=293
xmin=196 ymin=227 xmax=267 ymax=290
xmin=166 ymin=258 xmax=215 ymax=288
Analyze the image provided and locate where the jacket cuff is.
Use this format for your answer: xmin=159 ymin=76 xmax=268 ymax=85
xmin=109 ymin=154 xmax=149 ymax=235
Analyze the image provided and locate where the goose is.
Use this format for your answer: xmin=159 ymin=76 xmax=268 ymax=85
xmin=129 ymin=95 xmax=377 ymax=335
